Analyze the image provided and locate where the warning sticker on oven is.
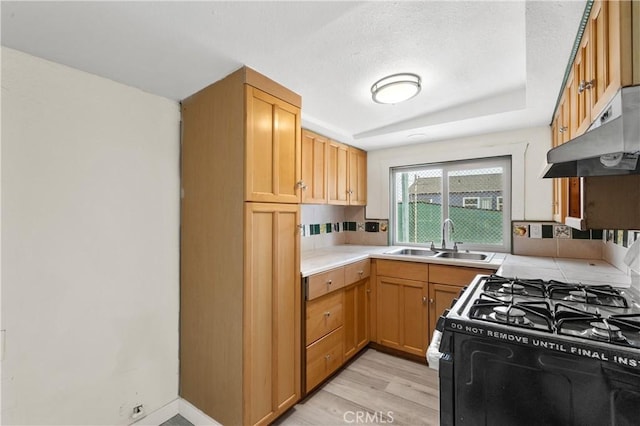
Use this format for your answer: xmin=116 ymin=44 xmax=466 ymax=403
xmin=446 ymin=320 xmax=640 ymax=370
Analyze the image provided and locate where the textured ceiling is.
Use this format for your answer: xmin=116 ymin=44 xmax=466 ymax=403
xmin=1 ymin=1 xmax=586 ymax=151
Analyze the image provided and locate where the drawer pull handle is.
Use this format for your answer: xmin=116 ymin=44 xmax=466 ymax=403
xmin=324 ymin=311 xmax=331 ymax=317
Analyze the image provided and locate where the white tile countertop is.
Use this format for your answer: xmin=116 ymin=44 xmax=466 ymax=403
xmin=301 ymin=245 xmax=632 ymax=288
xmin=498 ymin=254 xmax=632 ymax=288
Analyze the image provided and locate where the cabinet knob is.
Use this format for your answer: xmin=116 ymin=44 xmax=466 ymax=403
xmin=430 ymin=298 xmax=434 ymax=304
xmin=297 ymin=180 xmax=307 ymax=190
xmin=559 ymin=126 xmax=568 ymax=134
xmin=324 ymin=311 xmax=331 ymax=317
xmin=422 ymin=296 xmax=428 ymax=304
xmin=578 ymin=79 xmax=594 ymax=94
xmin=326 ymin=279 xmax=332 ymax=286
xmin=366 ymin=288 xmax=371 ymax=294
xmin=325 ymin=354 xmax=331 ymax=361
xmin=358 ymin=270 xmax=364 ymax=275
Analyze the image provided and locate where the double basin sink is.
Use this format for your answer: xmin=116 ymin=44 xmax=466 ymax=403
xmin=386 ymin=247 xmax=493 ymax=262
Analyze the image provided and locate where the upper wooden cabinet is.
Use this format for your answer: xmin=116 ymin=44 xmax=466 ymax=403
xmin=327 ymin=140 xmax=349 ymax=205
xmin=550 ymin=0 xmax=639 ymax=229
xmin=589 ymin=0 xmax=622 ymax=118
xmin=554 ymin=0 xmax=638 ymax=139
xmin=246 ymin=86 xmax=302 ymax=203
xmin=551 ymin=89 xmax=570 ymax=224
xmin=301 ymin=129 xmax=328 ymax=204
xmin=327 ymin=140 xmax=367 ymax=206
xmin=348 ymin=147 xmax=367 ymax=206
xmin=303 ymin=130 xmax=367 ymax=205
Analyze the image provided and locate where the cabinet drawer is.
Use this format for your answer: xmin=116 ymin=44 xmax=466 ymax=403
xmin=307 ymin=267 xmax=345 ymax=300
xmin=429 ymin=264 xmax=492 ymax=286
xmin=306 ymin=291 xmax=344 ymax=345
xmin=345 ymin=259 xmax=370 ymax=285
xmin=376 ymin=260 xmax=428 ymax=282
xmin=306 ymin=326 xmax=344 ymax=392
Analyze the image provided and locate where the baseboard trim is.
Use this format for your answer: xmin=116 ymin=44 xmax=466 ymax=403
xmin=179 ymin=399 xmax=221 ymax=425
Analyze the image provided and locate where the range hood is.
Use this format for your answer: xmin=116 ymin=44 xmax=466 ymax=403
xmin=543 ymin=85 xmax=640 ymax=178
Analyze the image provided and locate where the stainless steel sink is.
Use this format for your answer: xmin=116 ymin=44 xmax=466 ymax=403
xmin=386 ymin=248 xmax=439 ymax=257
xmin=434 ymin=251 xmax=488 ymax=261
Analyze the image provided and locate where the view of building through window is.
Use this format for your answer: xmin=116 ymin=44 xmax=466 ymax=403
xmin=392 ymin=157 xmax=511 ymax=251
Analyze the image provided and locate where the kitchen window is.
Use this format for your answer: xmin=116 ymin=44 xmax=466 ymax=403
xmin=462 ymin=197 xmax=480 ymax=209
xmin=391 ymin=157 xmax=511 ymax=252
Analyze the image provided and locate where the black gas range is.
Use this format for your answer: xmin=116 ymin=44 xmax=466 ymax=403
xmin=436 ymin=274 xmax=640 ymax=426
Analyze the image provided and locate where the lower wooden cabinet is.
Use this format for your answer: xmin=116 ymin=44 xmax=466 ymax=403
xmin=428 ymin=264 xmax=493 ymax=342
xmin=306 ymin=291 xmax=343 ymax=346
xmin=304 ymin=259 xmax=370 ymax=393
xmin=428 ymin=283 xmax=462 ymax=340
xmin=343 ymin=279 xmax=369 ymax=360
xmin=374 ymin=260 xmax=493 ymax=357
xmin=306 ymin=326 xmax=344 ymax=392
xmin=376 ymin=275 xmax=428 ymax=357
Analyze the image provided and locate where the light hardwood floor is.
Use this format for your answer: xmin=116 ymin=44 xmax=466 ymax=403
xmin=275 ymin=349 xmax=440 ymax=425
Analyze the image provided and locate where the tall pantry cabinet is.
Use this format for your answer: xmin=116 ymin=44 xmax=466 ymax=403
xmin=180 ymin=67 xmax=302 ymax=426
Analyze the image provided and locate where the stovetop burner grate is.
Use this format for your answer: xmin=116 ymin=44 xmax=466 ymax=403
xmin=464 ymin=275 xmax=640 ymax=347
xmin=469 ymin=293 xmax=554 ymax=332
xmin=548 ymin=282 xmax=628 ymax=308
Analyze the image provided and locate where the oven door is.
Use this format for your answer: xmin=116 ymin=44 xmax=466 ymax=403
xmin=440 ymin=333 xmax=640 ymax=426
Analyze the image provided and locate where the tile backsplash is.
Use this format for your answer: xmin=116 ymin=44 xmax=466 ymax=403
xmin=512 ymin=221 xmax=604 ymax=259
xmin=513 ymin=221 xmax=640 ymax=264
xmin=301 ymin=205 xmax=388 ymax=251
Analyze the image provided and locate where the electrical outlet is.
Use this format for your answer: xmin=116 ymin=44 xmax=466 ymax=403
xmin=132 ymin=404 xmax=145 ymax=420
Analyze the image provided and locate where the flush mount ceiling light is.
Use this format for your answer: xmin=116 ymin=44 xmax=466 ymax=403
xmin=371 ymin=73 xmax=421 ymax=104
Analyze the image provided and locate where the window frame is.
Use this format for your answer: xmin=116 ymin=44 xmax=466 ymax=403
xmin=390 ymin=156 xmax=512 ymax=253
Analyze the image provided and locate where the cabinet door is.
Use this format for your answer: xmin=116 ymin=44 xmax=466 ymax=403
xmin=301 ymin=129 xmax=328 ymax=204
xmin=348 ymin=147 xmax=367 ymax=206
xmin=428 ymin=283 xmax=462 ymax=342
xmin=551 ymin=91 xmax=570 ymax=224
xmin=246 ymin=87 xmax=301 ymax=204
xmin=590 ymin=0 xmax=621 ymax=119
xmin=376 ymin=276 xmax=427 ymax=357
xmin=343 ymin=279 xmax=369 ymax=360
xmin=244 ymin=203 xmax=301 ymax=425
xmin=574 ymin=26 xmax=593 ymax=136
xmin=327 ymin=140 xmax=349 ymax=205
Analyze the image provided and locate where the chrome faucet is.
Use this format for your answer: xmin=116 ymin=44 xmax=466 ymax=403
xmin=442 ymin=218 xmax=454 ymax=249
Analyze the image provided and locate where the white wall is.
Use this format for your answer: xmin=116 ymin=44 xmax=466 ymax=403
xmin=365 ymin=126 xmax=553 ymax=221
xmin=1 ymin=47 xmax=180 ymax=425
